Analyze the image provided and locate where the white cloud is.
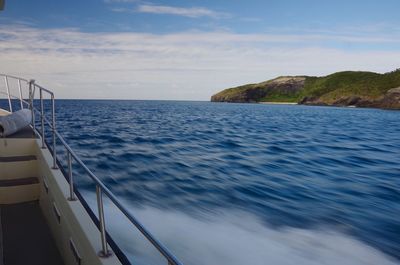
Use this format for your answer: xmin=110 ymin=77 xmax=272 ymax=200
xmin=136 ymin=4 xmax=229 ymax=18
xmin=110 ymin=7 xmax=131 ymax=13
xmin=0 ymin=25 xmax=399 ymax=100
xmin=107 ymin=2 xmax=229 ymax=19
xmin=104 ymin=0 xmax=139 ymax=3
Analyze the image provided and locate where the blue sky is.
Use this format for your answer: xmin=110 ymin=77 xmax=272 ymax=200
xmin=3 ymin=0 xmax=400 ymax=34
xmin=1 ymin=0 xmax=400 ymax=99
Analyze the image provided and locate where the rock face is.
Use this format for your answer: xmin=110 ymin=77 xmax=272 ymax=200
xmin=211 ymin=76 xmax=306 ymax=103
xmin=300 ymin=87 xmax=400 ymax=109
xmin=211 ymin=69 xmax=400 ymax=110
xmin=378 ymin=87 xmax=400 ymax=109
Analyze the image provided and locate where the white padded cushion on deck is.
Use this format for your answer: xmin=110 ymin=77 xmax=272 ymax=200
xmin=0 ymin=109 xmax=32 ymax=137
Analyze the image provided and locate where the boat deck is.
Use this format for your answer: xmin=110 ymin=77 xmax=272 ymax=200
xmin=0 ymin=201 xmax=64 ymax=265
xmin=4 ymin=126 xmax=37 ymax=139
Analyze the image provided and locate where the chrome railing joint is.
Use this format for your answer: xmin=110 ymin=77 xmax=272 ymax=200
xmin=67 ymin=150 xmax=77 ymax=201
xmin=40 ymin=88 xmax=46 ymax=149
xmin=96 ymin=185 xmax=112 ymax=258
xmin=51 ymin=93 xmax=58 ymax=169
xmin=4 ymin=75 xmax=12 ymax=112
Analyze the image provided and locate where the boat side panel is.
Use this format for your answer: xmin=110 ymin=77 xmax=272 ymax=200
xmin=34 ymin=139 xmax=121 ymax=265
xmin=0 ymin=108 xmax=10 ymax=116
xmin=0 ymin=184 xmax=39 ymax=204
xmin=0 ymin=160 xmax=38 ymax=180
xmin=0 ymin=138 xmax=37 ymax=156
xmin=0 ymin=139 xmax=40 ymax=204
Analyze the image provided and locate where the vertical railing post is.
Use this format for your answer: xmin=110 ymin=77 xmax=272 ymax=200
xmin=40 ymin=89 xmax=46 ymax=149
xmin=67 ymin=150 xmax=76 ymax=201
xmin=4 ymin=76 xmax=12 ymax=112
xmin=29 ymin=80 xmax=35 ymax=133
xmin=18 ymin=79 xmax=23 ymax=109
xmin=51 ymin=94 xmax=58 ymax=169
xmin=96 ymin=185 xmax=111 ymax=257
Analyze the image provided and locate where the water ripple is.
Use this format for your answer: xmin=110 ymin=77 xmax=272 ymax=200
xmin=51 ymin=100 xmax=400 ymax=261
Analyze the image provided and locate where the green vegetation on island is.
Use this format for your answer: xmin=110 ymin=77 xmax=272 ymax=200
xmin=211 ymin=69 xmax=400 ymax=109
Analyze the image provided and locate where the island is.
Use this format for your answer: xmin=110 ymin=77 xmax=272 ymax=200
xmin=211 ymin=69 xmax=400 ymax=109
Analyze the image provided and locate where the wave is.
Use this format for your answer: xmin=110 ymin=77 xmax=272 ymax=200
xmin=55 ymin=100 xmax=400 ymax=264
xmin=102 ymin=203 xmax=399 ymax=265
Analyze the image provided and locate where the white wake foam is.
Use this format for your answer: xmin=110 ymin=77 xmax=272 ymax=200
xmin=101 ymin=204 xmax=399 ymax=265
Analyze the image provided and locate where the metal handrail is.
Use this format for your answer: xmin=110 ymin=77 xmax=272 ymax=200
xmin=0 ymin=74 xmax=29 ymax=82
xmin=0 ymin=73 xmax=183 ymax=265
xmin=0 ymin=91 xmax=30 ymax=106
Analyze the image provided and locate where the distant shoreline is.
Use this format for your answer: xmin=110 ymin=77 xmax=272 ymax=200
xmin=259 ymin=102 xmax=298 ymax=105
xmin=210 ymin=69 xmax=400 ymax=110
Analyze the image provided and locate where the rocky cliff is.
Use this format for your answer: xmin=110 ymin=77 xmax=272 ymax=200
xmin=211 ymin=69 xmax=400 ymax=109
xmin=211 ymin=76 xmax=305 ymax=103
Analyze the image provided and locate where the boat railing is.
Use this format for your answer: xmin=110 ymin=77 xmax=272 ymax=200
xmin=0 ymin=73 xmax=183 ymax=265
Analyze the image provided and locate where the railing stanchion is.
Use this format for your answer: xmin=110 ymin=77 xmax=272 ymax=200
xmin=51 ymin=94 xmax=58 ymax=169
xmin=18 ymin=79 xmax=23 ymax=109
xmin=4 ymin=76 xmax=12 ymax=112
xmin=96 ymin=185 xmax=112 ymax=258
xmin=29 ymin=80 xmax=35 ymax=134
xmin=40 ymin=89 xmax=46 ymax=148
xmin=67 ymin=150 xmax=76 ymax=201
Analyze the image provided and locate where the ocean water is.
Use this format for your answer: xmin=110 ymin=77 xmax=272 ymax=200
xmin=4 ymin=99 xmax=400 ymax=264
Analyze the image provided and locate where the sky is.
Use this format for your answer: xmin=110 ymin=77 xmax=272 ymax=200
xmin=1 ymin=0 xmax=400 ymax=100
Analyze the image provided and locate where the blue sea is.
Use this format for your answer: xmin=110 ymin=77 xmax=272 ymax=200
xmin=5 ymin=99 xmax=400 ymax=265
